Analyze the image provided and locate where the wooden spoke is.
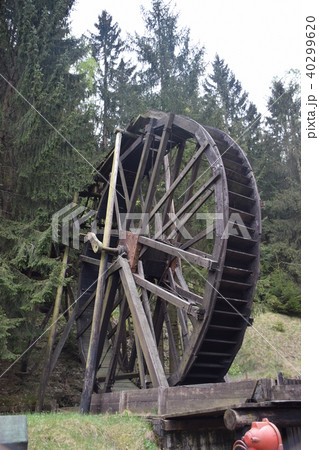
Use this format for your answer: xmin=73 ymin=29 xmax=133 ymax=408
xmin=127 ymin=121 xmax=155 ymax=216
xmin=142 ymin=114 xmax=175 ymax=219
xmin=149 ymin=140 xmax=209 ymax=220
xmin=133 ymin=274 xmax=205 ymax=320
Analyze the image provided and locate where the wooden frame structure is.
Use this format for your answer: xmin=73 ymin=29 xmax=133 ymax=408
xmin=73 ymin=110 xmax=262 ymax=412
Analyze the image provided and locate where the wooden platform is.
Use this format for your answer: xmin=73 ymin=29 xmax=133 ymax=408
xmin=90 ymin=377 xmax=301 ymax=449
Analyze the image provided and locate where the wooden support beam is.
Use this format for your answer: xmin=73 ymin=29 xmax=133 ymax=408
xmin=138 ymin=235 xmax=217 ymax=270
xmin=183 ymin=147 xmax=202 ymax=206
xmin=120 ymin=134 xmax=143 ymax=162
xmin=140 ymin=114 xmax=175 ymax=232
xmin=49 ymin=306 xmax=77 ymax=378
xmin=224 ymin=407 xmax=301 ymax=431
xmin=175 ymin=285 xmax=203 ymax=305
xmin=162 ymin=302 xmax=180 ymax=370
xmin=103 ymin=300 xmax=130 ymax=392
xmin=127 ymin=121 xmax=155 ymax=217
xmin=135 ymin=336 xmax=146 ymax=389
xmin=167 ymin=188 xmax=213 ymax=241
xmin=180 ymin=223 xmax=215 ymax=251
xmin=167 ymin=269 xmax=188 ymax=347
xmin=119 ymin=257 xmax=168 ymax=388
xmin=137 ymin=261 xmax=156 ymax=339
xmin=151 ymin=173 xmax=218 ymax=244
xmin=37 ymin=244 xmax=69 ymax=411
xmin=118 ymin=160 xmax=130 ymax=211
xmin=174 ymin=267 xmax=197 ymax=327
xmin=133 ymin=274 xmax=205 ymax=320
xmin=96 ymin=273 xmax=119 ymax=372
xmin=149 ymin=141 xmax=209 ymax=220
xmin=80 ymin=132 xmax=122 ymax=414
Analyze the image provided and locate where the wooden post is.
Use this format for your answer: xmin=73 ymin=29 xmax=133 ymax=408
xmin=119 ymin=257 xmax=168 ymax=388
xmin=37 ymin=244 xmax=69 ymax=411
xmin=80 ymin=131 xmax=122 ymax=414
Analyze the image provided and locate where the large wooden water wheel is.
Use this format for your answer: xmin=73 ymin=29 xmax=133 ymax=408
xmin=76 ymin=111 xmax=261 ymax=410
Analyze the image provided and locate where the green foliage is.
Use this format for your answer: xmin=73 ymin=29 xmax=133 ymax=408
xmin=133 ymin=0 xmax=205 ymax=115
xmin=0 ymin=0 xmax=98 ymax=220
xmin=201 ymin=55 xmax=261 ymax=157
xmin=90 ymin=10 xmax=143 ymax=150
xmin=0 ymin=219 xmax=68 ymax=358
xmin=255 ymin=246 xmax=301 ymax=315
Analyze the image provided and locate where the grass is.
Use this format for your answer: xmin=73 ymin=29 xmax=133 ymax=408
xmin=27 ymin=412 xmax=158 ymax=449
xmin=228 ymin=311 xmax=301 ymax=380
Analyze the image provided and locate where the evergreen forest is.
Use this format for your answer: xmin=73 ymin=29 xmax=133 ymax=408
xmin=0 ymin=0 xmax=300 ymax=365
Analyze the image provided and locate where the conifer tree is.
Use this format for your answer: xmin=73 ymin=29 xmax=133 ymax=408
xmin=0 ymin=0 xmax=97 ymax=360
xmin=256 ymin=73 xmax=301 ymax=315
xmin=202 ymin=55 xmax=261 ymax=158
xmin=0 ymin=0 xmax=97 ymax=220
xmin=90 ymin=10 xmax=142 ymax=150
xmin=133 ymin=0 xmax=205 ymax=114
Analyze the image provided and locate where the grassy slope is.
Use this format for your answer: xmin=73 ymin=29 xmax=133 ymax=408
xmin=27 ymin=412 xmax=158 ymax=450
xmin=228 ymin=311 xmax=301 ymax=380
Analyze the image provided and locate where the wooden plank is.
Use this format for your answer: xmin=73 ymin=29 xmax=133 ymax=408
xmin=80 ymin=255 xmax=101 ymax=266
xmin=167 ymin=188 xmax=213 ymax=240
xmin=133 ymin=274 xmax=205 ymax=319
xmin=149 ymin=140 xmax=209 ymax=221
xmin=175 ymin=285 xmax=203 ymax=305
xmin=180 ymin=223 xmax=215 ymax=251
xmin=152 ymin=174 xmax=218 ymax=242
xmin=182 ymin=148 xmax=202 ymax=205
xmin=162 ymin=381 xmax=257 ymax=416
xmin=76 ymin=290 xmax=96 ymax=320
xmin=271 ymin=384 xmax=301 ymax=401
xmin=135 ymin=336 xmax=146 ymax=389
xmin=162 ymin=140 xmax=186 ymax=225
xmin=118 ymin=160 xmax=130 ymax=210
xmin=140 ymin=113 xmax=175 ymax=233
xmin=127 ymin=121 xmax=154 ymax=217
xmin=120 ymin=134 xmax=143 ymax=162
xmin=119 ymin=257 xmax=168 ymax=388
xmin=137 ymin=261 xmax=156 ymax=339
xmin=160 ymin=416 xmax=225 ymax=432
xmin=174 ymin=266 xmax=197 ymax=327
xmin=167 ymin=268 xmax=189 ymax=347
xmin=162 ymin=302 xmax=180 ymax=370
xmin=138 ymin=235 xmax=217 ymax=270
xmin=91 ymin=380 xmax=258 ymax=416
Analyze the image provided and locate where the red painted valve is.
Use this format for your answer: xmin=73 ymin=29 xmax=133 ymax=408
xmin=233 ymin=418 xmax=283 ymax=450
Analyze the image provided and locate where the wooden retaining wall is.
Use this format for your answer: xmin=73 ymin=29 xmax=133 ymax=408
xmin=90 ymin=377 xmax=301 ymax=449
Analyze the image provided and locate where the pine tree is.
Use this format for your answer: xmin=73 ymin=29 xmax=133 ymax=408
xmin=90 ymin=10 xmax=125 ymax=150
xmin=90 ymin=10 xmax=143 ymax=150
xmin=202 ymin=55 xmax=261 ymax=158
xmin=0 ymin=0 xmax=97 ymax=221
xmin=133 ymin=0 xmax=205 ymax=114
xmin=0 ymin=0 xmax=97 ymax=360
xmin=255 ymin=72 xmax=301 ymax=315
